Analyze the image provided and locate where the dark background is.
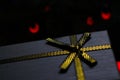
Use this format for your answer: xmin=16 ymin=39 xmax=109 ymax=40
xmin=0 ymin=0 xmax=120 ymax=60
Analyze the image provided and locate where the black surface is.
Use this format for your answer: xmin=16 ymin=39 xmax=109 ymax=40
xmin=0 ymin=0 xmax=120 ymax=61
xmin=0 ymin=0 xmax=111 ymax=46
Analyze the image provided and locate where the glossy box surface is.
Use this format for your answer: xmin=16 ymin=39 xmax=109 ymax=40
xmin=0 ymin=30 xmax=119 ymax=80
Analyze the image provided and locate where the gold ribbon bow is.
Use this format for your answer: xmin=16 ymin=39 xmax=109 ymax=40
xmin=0 ymin=32 xmax=111 ymax=80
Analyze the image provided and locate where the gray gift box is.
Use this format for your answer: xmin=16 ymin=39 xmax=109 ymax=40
xmin=0 ymin=30 xmax=120 ymax=80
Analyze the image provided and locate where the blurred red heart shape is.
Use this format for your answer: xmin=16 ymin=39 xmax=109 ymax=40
xmin=29 ymin=23 xmax=40 ymax=34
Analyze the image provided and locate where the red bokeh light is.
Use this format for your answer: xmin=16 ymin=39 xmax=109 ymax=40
xmin=44 ymin=5 xmax=50 ymax=12
xmin=117 ymin=61 xmax=120 ymax=72
xmin=86 ymin=16 xmax=94 ymax=26
xmin=101 ymin=12 xmax=111 ymax=20
xmin=29 ymin=23 xmax=40 ymax=34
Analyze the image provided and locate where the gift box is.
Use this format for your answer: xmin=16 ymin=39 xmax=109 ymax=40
xmin=0 ymin=30 xmax=119 ymax=80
